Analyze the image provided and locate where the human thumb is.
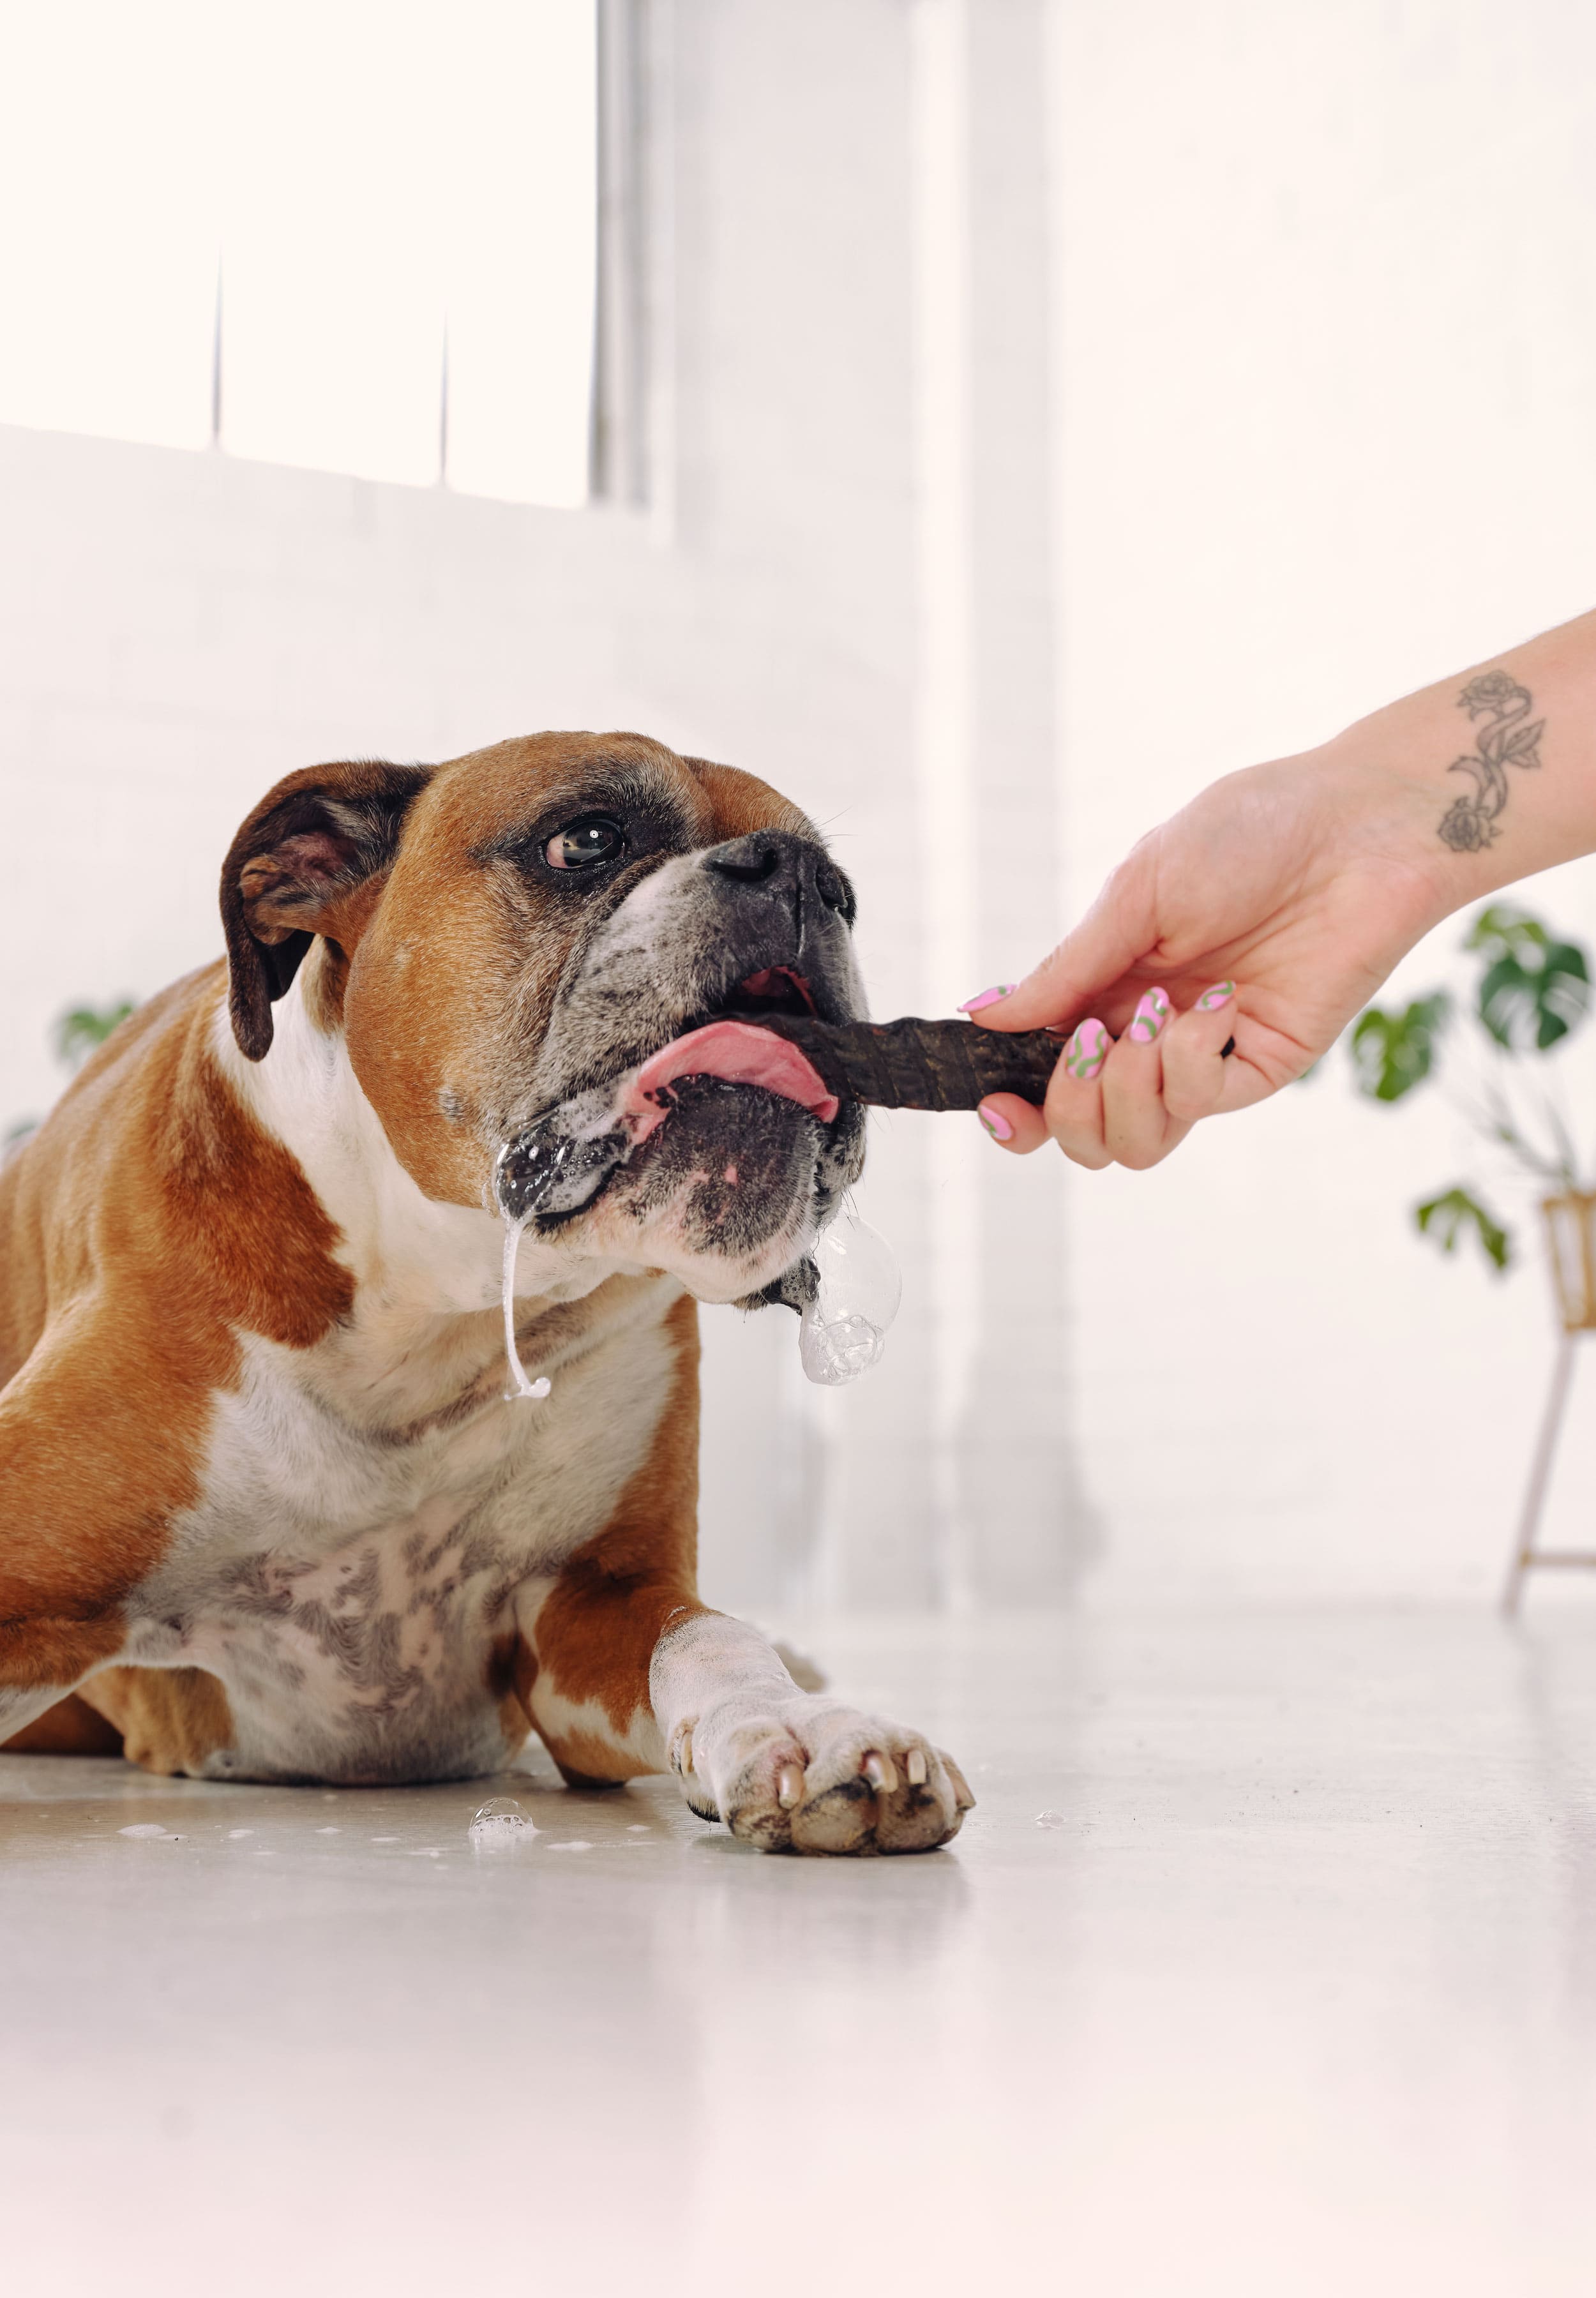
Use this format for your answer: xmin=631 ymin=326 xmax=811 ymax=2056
xmin=963 ymin=841 xmax=1160 ymax=1033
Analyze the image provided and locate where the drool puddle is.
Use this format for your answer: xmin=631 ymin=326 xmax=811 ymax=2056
xmin=470 ymin=1796 xmax=538 ymax=1850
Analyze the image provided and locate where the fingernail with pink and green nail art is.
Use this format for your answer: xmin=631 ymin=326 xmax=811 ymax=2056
xmin=959 ymin=984 xmax=1015 ymax=1014
xmin=1196 ymin=980 xmax=1235 ymax=1012
xmin=1127 ymin=987 xmax=1171 ymax=1045
xmin=1064 ymin=1019 xmax=1110 ymax=1081
xmin=978 ymin=1102 xmax=1014 ymax=1141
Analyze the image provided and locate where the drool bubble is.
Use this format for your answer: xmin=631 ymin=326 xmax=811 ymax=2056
xmin=799 ymin=1309 xmax=885 ymax=1385
xmin=469 ymin=1796 xmax=538 ymax=1850
xmin=798 ymin=1212 xmax=902 ymax=1388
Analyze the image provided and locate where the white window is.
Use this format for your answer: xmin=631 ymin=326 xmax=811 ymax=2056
xmin=0 ymin=0 xmax=597 ymax=506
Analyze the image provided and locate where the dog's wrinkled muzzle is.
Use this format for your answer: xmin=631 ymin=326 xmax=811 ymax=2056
xmin=495 ymin=1107 xmax=632 ymax=1225
xmin=494 ymin=1019 xmax=843 ymax=1229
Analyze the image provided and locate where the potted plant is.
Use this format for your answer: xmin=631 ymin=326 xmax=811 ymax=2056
xmin=1351 ymin=905 xmax=1596 ymax=1605
xmin=4 ymin=998 xmax=136 ymax=1152
xmin=1351 ymin=903 xmax=1594 ymax=1312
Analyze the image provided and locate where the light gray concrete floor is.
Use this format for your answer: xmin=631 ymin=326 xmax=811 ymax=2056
xmin=4 ymin=1606 xmax=1595 ymax=2297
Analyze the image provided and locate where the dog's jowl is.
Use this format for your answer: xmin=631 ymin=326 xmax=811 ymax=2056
xmin=0 ymin=732 xmax=972 ymax=1854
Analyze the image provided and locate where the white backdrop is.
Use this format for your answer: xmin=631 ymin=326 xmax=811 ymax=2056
xmin=4 ymin=0 xmax=1596 ymax=1611
xmin=1053 ymin=0 xmax=1596 ymax=1603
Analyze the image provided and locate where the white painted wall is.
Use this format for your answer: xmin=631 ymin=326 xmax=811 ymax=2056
xmin=0 ymin=2 xmax=1083 ymax=1615
xmin=1051 ymin=0 xmax=1596 ymax=1602
xmin=6 ymin=0 xmax=1596 ymax=1614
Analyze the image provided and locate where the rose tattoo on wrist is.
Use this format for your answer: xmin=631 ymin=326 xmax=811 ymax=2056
xmin=1436 ymin=670 xmax=1544 ymax=854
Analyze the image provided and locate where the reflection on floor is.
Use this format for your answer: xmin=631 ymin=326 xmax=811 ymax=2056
xmin=3 ymin=1608 xmax=1594 ymax=2297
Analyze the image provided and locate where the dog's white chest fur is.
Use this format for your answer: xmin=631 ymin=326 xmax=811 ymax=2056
xmin=92 ymin=992 xmax=682 ymax=1782
xmin=120 ymin=1282 xmax=680 ymax=1785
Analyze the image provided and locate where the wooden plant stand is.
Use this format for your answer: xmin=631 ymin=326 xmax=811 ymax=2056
xmin=1502 ymin=1189 xmax=1596 ymax=1613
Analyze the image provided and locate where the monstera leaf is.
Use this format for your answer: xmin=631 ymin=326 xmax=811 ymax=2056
xmin=1464 ymin=905 xmax=1590 ymax=1051
xmin=1414 ymin=1185 xmax=1511 ymax=1272
xmin=1349 ymin=993 xmax=1450 ymax=1102
xmin=53 ymin=1000 xmax=135 ymax=1072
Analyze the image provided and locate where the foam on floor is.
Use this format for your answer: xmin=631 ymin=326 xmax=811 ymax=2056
xmin=469 ymin=1796 xmax=538 ymax=1850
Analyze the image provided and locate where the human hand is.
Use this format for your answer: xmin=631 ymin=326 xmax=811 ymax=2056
xmin=965 ymin=745 xmax=1457 ymax=1169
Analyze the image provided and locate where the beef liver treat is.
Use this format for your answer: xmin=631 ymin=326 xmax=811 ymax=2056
xmin=754 ymin=1014 xmax=1237 ymax=1112
xmin=753 ymin=1015 xmax=1061 ymax=1111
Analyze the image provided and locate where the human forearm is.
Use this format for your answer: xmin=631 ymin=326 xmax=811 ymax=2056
xmin=968 ymin=606 xmax=1596 ymax=1171
xmin=1323 ymin=606 xmax=1596 ymax=926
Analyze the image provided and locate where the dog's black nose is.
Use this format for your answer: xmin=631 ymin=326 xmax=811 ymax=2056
xmin=705 ymin=834 xmax=783 ymax=886
xmin=702 ymin=831 xmax=855 ymax=922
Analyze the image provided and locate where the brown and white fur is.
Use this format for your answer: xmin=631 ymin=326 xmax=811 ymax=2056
xmin=0 ymin=732 xmax=970 ymax=1854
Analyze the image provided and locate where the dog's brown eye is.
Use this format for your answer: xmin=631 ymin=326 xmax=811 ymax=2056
xmin=545 ymin=816 xmax=625 ymax=870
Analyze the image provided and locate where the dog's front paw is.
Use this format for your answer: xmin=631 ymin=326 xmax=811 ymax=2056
xmin=672 ymin=1696 xmax=974 ymax=1856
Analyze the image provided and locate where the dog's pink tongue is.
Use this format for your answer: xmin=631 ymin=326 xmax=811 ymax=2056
xmin=624 ymin=1021 xmax=839 ymax=1139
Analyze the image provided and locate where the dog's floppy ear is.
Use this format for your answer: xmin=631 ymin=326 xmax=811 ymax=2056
xmin=221 ymin=759 xmax=433 ymax=1061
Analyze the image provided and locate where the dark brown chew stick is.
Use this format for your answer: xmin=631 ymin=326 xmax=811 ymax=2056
xmin=755 ymin=1015 xmax=1062 ymax=1110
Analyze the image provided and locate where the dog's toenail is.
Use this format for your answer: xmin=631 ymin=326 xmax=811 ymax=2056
xmin=861 ymin=1751 xmax=898 ymax=1796
xmin=777 ymin=1762 xmax=804 ymax=1809
xmin=905 ymin=1748 xmax=927 ymax=1787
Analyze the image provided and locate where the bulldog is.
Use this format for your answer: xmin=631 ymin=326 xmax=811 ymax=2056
xmin=0 ymin=732 xmax=972 ymax=1855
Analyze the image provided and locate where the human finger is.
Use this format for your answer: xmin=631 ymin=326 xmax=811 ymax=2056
xmin=1099 ymin=988 xmax=1191 ymax=1170
xmin=1039 ymin=1018 xmax=1115 ymax=1169
xmin=975 ymin=1092 xmax=1050 ymax=1155
xmin=1160 ymin=980 xmax=1238 ymax=1123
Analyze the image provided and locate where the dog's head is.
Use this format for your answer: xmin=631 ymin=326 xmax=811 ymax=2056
xmin=221 ymin=733 xmax=867 ymax=1304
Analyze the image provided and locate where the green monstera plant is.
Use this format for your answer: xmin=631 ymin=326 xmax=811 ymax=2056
xmin=4 ymin=998 xmax=137 ymax=1150
xmin=1350 ymin=905 xmax=1592 ymax=1272
xmin=54 ymin=1000 xmax=136 ymax=1069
